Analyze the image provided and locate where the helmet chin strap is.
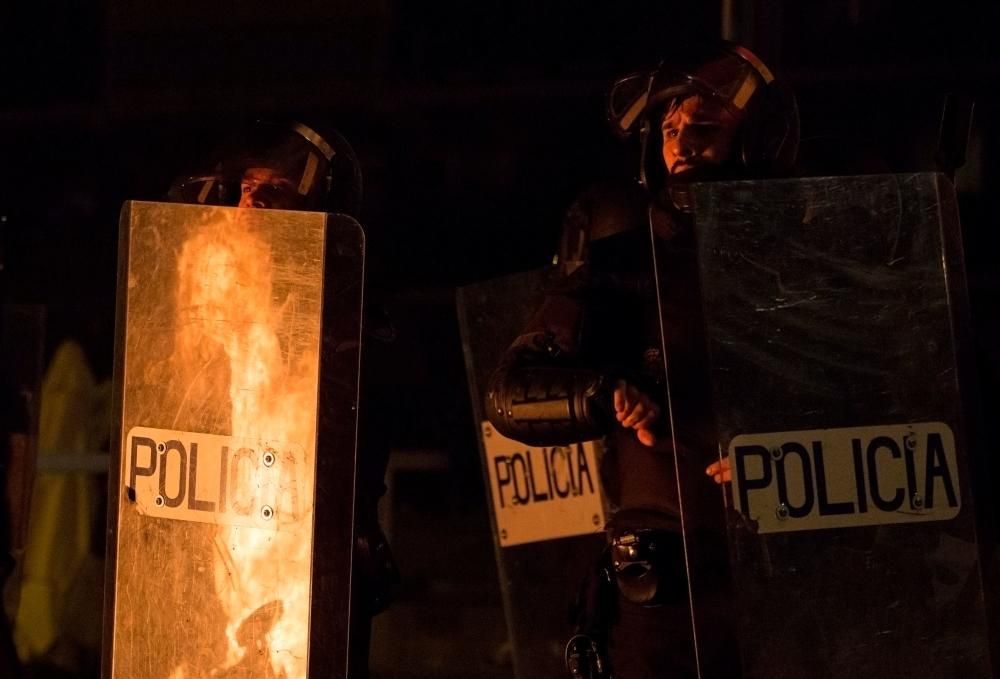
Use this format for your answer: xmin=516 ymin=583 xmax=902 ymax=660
xmin=638 ymin=119 xmax=652 ymax=190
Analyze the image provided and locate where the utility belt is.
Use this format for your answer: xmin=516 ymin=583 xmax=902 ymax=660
xmin=611 ymin=526 xmax=687 ymax=606
xmin=566 ymin=525 xmax=687 ymax=678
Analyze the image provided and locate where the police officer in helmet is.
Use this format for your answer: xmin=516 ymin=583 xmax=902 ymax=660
xmin=170 ymin=119 xmax=398 ymax=678
xmin=488 ymin=42 xmax=799 ymax=678
xmin=169 ymin=120 xmax=363 ymax=215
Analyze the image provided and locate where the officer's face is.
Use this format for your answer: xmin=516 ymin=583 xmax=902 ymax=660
xmin=660 ymin=94 xmax=741 ymax=177
xmin=239 ymin=167 xmax=301 ymax=210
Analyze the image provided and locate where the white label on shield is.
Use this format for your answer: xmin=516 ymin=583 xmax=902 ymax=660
xmin=124 ymin=426 xmax=308 ymax=530
xmin=482 ymin=422 xmax=606 ymax=547
xmin=729 ymin=422 xmax=961 ymax=534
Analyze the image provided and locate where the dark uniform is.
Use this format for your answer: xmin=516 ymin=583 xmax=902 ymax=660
xmin=486 ymin=43 xmax=800 ymax=678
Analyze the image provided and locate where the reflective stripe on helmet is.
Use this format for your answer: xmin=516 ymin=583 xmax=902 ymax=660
xmin=298 ymin=152 xmax=320 ymax=195
xmin=196 ymin=178 xmax=216 ymax=205
xmin=291 ymin=121 xmax=336 ymax=161
xmin=618 ymin=90 xmax=651 ymax=136
xmin=730 ymin=44 xmax=775 ymax=84
xmin=731 ymin=72 xmax=759 ymax=110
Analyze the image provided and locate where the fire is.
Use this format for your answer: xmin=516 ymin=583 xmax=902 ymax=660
xmin=174 ymin=208 xmax=319 ymax=679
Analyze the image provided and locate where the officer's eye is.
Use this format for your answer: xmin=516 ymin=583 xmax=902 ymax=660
xmin=241 ymin=184 xmax=253 ymax=194
xmin=663 ymin=128 xmax=679 ymax=139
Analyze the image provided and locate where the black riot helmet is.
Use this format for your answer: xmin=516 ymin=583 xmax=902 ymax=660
xmin=168 ymin=120 xmax=363 ymax=217
xmin=607 ymin=41 xmax=799 ymax=192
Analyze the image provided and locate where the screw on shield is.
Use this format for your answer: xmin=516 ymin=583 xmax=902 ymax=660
xmin=154 ymin=495 xmax=165 ymax=507
xmin=262 ymin=449 xmax=276 ymax=467
xmin=500 ymin=529 xmax=508 ymax=540
xmin=592 ymin=514 xmax=601 ymax=526
xmin=911 ymin=493 xmax=924 ymax=510
xmin=904 ymin=434 xmax=917 ymax=451
xmin=770 ymin=446 xmax=783 ymax=461
xmin=261 ymin=505 xmax=274 ymax=521
xmin=775 ymin=503 xmax=790 ymax=521
xmin=157 ymin=443 xmax=166 ymax=453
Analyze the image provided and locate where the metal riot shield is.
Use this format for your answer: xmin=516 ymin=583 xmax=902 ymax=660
xmin=103 ymin=202 xmax=363 ymax=679
xmin=457 ymin=269 xmax=609 ymax=679
xmin=656 ymin=172 xmax=995 ymax=678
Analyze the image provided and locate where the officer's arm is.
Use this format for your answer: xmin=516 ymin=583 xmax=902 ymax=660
xmin=484 ymin=280 xmax=617 ymax=447
xmin=487 ymin=181 xmax=661 ymax=447
xmin=486 ymin=263 xmax=671 ymax=447
xmin=486 ymin=352 xmax=613 ymax=447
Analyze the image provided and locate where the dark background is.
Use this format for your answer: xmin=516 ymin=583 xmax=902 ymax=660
xmin=1 ymin=1 xmax=998 ymax=677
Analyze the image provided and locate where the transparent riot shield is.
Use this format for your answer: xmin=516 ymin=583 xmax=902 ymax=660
xmin=458 ymin=269 xmax=609 ymax=679
xmin=658 ymin=173 xmax=995 ymax=678
xmin=103 ymin=202 xmax=363 ymax=679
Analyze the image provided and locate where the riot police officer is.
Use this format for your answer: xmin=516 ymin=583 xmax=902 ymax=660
xmin=169 ymin=119 xmax=398 ymax=678
xmin=486 ymin=42 xmax=800 ymax=678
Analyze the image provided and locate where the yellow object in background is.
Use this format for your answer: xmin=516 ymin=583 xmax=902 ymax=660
xmin=13 ymin=341 xmax=108 ymax=665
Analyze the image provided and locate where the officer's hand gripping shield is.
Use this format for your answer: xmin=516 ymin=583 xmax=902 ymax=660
xmin=458 ymin=270 xmax=610 ymax=679
xmin=658 ymin=173 xmax=996 ymax=678
xmin=103 ymin=202 xmax=364 ymax=679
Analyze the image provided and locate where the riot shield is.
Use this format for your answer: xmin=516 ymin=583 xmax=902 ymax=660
xmin=657 ymin=172 xmax=995 ymax=677
xmin=103 ymin=202 xmax=363 ymax=679
xmin=457 ymin=269 xmax=609 ymax=679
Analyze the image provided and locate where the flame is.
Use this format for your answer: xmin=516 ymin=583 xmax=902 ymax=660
xmin=175 ymin=208 xmax=319 ymax=679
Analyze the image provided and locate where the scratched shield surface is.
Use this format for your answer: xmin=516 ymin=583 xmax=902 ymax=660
xmin=105 ymin=202 xmax=362 ymax=679
xmin=667 ymin=173 xmax=994 ymax=678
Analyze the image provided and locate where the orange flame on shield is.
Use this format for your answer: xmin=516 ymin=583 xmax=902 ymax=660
xmin=175 ymin=208 xmax=318 ymax=679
